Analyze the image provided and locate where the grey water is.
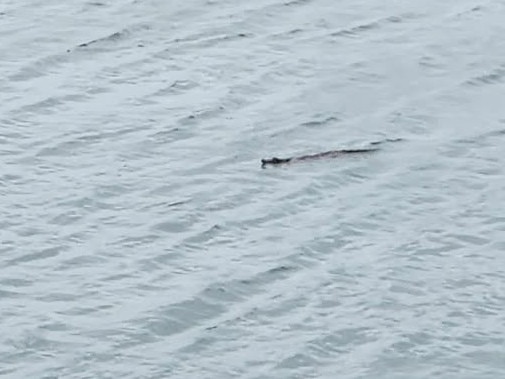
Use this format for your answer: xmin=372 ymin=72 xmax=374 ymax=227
xmin=1 ymin=0 xmax=505 ymax=378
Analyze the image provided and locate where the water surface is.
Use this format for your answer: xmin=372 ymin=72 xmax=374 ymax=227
xmin=1 ymin=1 xmax=505 ymax=378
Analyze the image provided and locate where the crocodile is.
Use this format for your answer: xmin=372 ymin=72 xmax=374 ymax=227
xmin=261 ymin=138 xmax=402 ymax=168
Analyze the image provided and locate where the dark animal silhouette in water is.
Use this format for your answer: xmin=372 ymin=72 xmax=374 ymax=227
xmin=261 ymin=138 xmax=402 ymax=168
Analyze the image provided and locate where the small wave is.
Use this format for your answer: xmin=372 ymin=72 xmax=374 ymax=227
xmin=464 ymin=64 xmax=505 ymax=87
xmin=69 ymin=23 xmax=150 ymax=52
xmin=331 ymin=13 xmax=420 ymax=39
xmin=284 ymin=0 xmax=313 ymax=6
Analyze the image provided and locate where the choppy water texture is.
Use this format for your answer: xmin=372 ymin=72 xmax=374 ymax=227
xmin=2 ymin=1 xmax=505 ymax=378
